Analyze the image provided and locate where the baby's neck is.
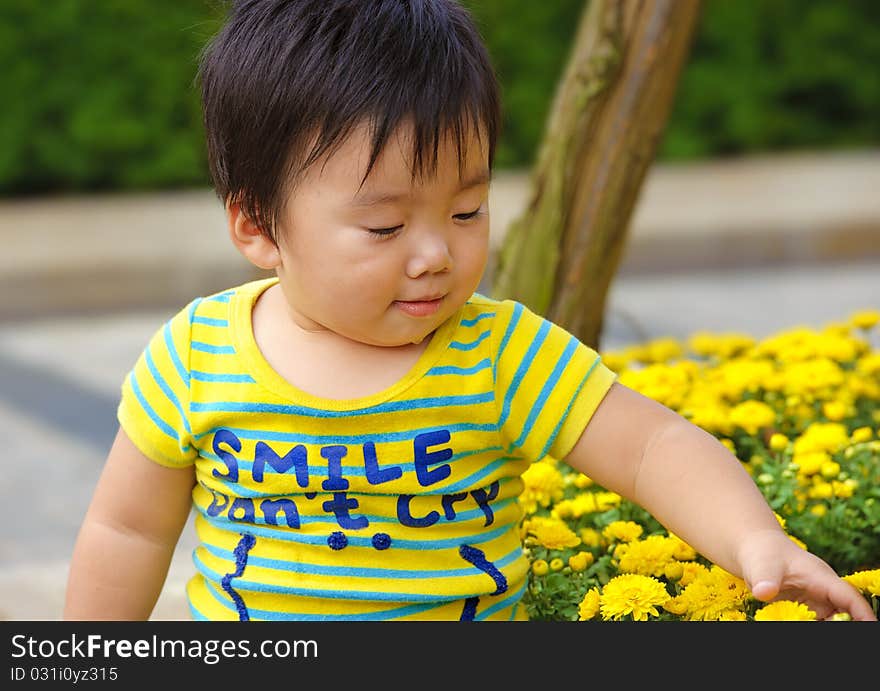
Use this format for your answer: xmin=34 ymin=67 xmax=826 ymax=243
xmin=251 ymin=284 xmax=434 ymax=401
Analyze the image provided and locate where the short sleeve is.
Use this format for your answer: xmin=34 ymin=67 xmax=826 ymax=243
xmin=117 ymin=300 xmax=199 ymax=468
xmin=492 ymin=300 xmax=616 ymax=462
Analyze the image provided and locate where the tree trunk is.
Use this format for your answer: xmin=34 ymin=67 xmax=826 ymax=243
xmin=490 ymin=0 xmax=702 ymax=349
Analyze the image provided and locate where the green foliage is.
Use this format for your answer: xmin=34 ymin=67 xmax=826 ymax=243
xmin=661 ymin=0 xmax=880 ymax=159
xmin=3 ymin=0 xmax=880 ymax=194
xmin=460 ymin=0 xmax=585 ymax=169
xmin=0 ymin=0 xmax=223 ymax=194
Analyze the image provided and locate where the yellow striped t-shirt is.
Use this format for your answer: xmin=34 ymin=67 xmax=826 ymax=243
xmin=118 ymin=278 xmax=616 ymax=621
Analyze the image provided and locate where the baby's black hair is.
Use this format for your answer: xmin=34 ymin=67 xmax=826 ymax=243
xmin=197 ymin=0 xmax=502 ymax=242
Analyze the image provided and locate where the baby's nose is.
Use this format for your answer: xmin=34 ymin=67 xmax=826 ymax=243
xmin=405 ymin=231 xmax=452 ymax=277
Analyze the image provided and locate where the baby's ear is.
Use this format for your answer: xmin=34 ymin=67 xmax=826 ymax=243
xmin=227 ymin=201 xmax=281 ymax=270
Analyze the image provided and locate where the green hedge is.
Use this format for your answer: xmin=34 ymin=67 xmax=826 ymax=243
xmin=3 ymin=0 xmax=879 ymax=194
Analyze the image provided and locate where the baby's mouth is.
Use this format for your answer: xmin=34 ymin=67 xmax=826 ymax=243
xmin=393 ymin=296 xmax=445 ymax=317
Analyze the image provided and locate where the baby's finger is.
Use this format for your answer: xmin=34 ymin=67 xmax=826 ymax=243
xmin=828 ymin=579 xmax=876 ymax=622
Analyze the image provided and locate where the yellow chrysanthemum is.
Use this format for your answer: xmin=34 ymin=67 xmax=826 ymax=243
xmin=578 ymin=588 xmax=601 ymax=621
xmin=667 ymin=566 xmax=751 ymax=621
xmin=849 ymin=309 xmax=880 ymax=330
xmin=792 ymin=450 xmax=831 ymax=476
xmin=843 ymin=569 xmax=880 ymax=596
xmin=617 ymin=363 xmax=691 ymax=409
xmin=519 ymin=459 xmax=565 ymax=514
xmin=729 ymin=399 xmax=776 ymax=435
xmin=687 ymin=332 xmax=755 ymax=360
xmin=579 ymin=528 xmax=603 ymax=549
xmin=769 ymin=433 xmax=790 ymax=451
xmin=754 ymin=600 xmax=817 ymax=621
xmin=718 ymin=610 xmax=748 ymax=621
xmin=531 ymin=559 xmax=549 ymax=576
xmin=710 ymin=358 xmax=777 ymax=402
xmin=602 ymin=520 xmax=644 ymax=543
xmin=615 ymin=534 xmax=679 ymax=577
xmin=526 ymin=516 xmax=581 ymax=550
xmin=782 ymin=358 xmax=845 ymax=397
xmin=666 ymin=532 xmax=698 ymax=561
xmin=851 ymin=426 xmax=873 ymax=444
xmin=857 ymin=353 xmax=880 ymax=377
xmin=572 ymin=473 xmax=594 ymax=489
xmin=663 ymin=561 xmax=684 ymax=581
xmin=568 ymin=551 xmax=594 ymax=572
xmin=551 ymin=491 xmax=620 ymax=519
xmin=599 ymin=574 xmax=670 ymax=622
xmin=832 ymin=478 xmax=857 ymax=499
xmin=822 ymin=400 xmax=848 ymax=421
xmin=678 ymin=561 xmax=710 ymax=587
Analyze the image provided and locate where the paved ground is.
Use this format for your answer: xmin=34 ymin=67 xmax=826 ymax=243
xmin=1 ymin=149 xmax=878 ymax=620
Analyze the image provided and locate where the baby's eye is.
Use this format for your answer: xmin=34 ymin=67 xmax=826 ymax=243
xmin=367 ymin=224 xmax=403 ymax=237
xmin=454 ymin=208 xmax=484 ymax=222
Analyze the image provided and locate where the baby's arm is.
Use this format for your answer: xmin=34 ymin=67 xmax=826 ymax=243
xmin=565 ymin=381 xmax=875 ymax=620
xmin=64 ymin=427 xmax=195 ymax=620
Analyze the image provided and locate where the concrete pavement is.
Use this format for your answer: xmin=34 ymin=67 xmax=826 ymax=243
xmin=1 ymin=149 xmax=879 ymax=620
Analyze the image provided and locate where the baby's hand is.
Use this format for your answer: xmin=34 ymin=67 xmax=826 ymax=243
xmin=737 ymin=529 xmax=876 ymax=621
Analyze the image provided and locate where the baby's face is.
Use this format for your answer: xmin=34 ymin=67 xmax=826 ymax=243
xmin=273 ymin=121 xmax=490 ymax=347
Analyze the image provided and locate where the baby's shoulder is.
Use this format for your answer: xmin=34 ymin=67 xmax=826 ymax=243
xmin=462 ymin=292 xmax=549 ymax=332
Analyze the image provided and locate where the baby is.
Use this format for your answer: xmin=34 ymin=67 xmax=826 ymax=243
xmin=64 ymin=0 xmax=874 ymax=621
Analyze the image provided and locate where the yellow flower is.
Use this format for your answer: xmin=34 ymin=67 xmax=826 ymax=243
xmin=602 ymin=520 xmax=644 ymax=543
xmin=832 ymin=478 xmax=857 ymax=499
xmin=718 ymin=610 xmax=748 ymax=621
xmin=552 ymin=491 xmax=618 ymax=519
xmin=792 ymin=450 xmax=831 ymax=476
xmin=688 ymin=332 xmax=755 ymax=359
xmin=851 ymin=427 xmax=873 ymax=443
xmin=822 ymin=400 xmax=847 ymax=421
xmin=666 ymin=532 xmax=698 ymax=561
xmin=599 ymin=574 xmax=670 ymax=621
xmin=793 ymin=422 xmax=850 ymax=455
xmin=820 ymin=460 xmax=840 ymax=479
xmin=615 ymin=534 xmax=679 ymax=577
xmin=568 ymin=551 xmax=594 ymax=572
xmin=808 ymin=481 xmax=833 ymax=500
xmin=617 ymin=363 xmax=691 ymax=409
xmin=849 ymin=309 xmax=880 ymax=330
xmin=531 ymin=559 xmax=549 ymax=576
xmin=729 ymin=400 xmax=776 ymax=435
xmin=519 ymin=459 xmax=565 ymax=514
xmin=769 ymin=433 xmax=790 ymax=451
xmin=843 ymin=569 xmax=880 ymax=596
xmin=678 ymin=561 xmax=710 ymax=587
xmin=754 ymin=600 xmax=817 ymax=621
xmin=668 ymin=566 xmax=750 ymax=621
xmin=773 ymin=512 xmax=787 ymax=531
xmin=572 ymin=473 xmax=594 ymax=489
xmin=549 ymin=558 xmax=565 ymax=572
xmin=643 ymin=337 xmax=685 ymax=363
xmin=527 ymin=517 xmax=581 ymax=550
xmin=577 ymin=588 xmax=601 ymax=621
xmin=599 ymin=350 xmax=630 ymax=373
xmin=663 ymin=562 xmax=684 ymax=581
xmin=579 ymin=528 xmax=602 ymax=548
